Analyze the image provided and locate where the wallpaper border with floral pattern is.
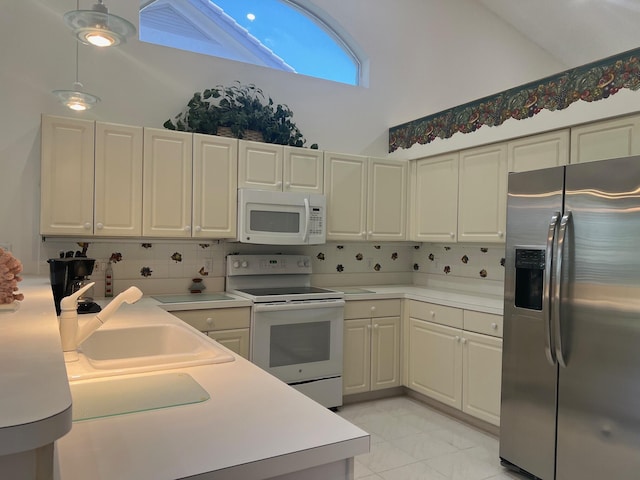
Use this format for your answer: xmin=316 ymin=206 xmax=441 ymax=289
xmin=389 ymin=47 xmax=640 ymax=153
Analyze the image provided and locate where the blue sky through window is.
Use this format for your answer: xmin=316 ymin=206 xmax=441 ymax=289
xmin=211 ymin=0 xmax=358 ymax=85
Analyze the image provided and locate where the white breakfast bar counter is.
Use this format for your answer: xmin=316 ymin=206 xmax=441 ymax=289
xmin=2 ymin=278 xmax=369 ymax=480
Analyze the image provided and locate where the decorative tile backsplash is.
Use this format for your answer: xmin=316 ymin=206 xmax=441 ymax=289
xmin=412 ymin=243 xmax=505 ymax=282
xmin=39 ymin=239 xmax=504 ymax=295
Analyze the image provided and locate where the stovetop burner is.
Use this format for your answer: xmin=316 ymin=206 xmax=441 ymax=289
xmin=238 ymin=286 xmax=335 ymax=296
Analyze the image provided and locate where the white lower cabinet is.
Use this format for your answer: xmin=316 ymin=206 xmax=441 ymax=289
xmin=343 ymin=300 xmax=401 ymax=396
xmin=168 ymin=307 xmax=250 ymax=359
xmin=407 ymin=300 xmax=502 ymax=426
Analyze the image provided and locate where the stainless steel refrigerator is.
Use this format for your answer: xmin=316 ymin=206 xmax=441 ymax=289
xmin=500 ymin=156 xmax=640 ymax=480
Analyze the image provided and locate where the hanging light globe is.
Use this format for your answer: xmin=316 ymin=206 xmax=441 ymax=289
xmin=64 ymin=0 xmax=136 ymax=48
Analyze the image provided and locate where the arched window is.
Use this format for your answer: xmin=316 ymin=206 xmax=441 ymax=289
xmin=139 ymin=0 xmax=365 ymax=86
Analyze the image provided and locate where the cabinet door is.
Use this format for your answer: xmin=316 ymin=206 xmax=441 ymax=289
xmin=412 ymin=153 xmax=459 ymax=242
xmin=371 ymin=316 xmax=401 ymax=391
xmin=193 ymin=134 xmax=238 ymax=238
xmin=508 ymin=130 xmax=569 ymax=173
xmin=238 ymin=140 xmax=283 ymax=191
xmin=570 ymin=115 xmax=640 ymax=164
xmin=40 ymin=115 xmax=95 ymax=235
xmin=458 ymin=144 xmax=507 ymax=243
xmin=462 ymin=331 xmax=502 ymax=426
xmin=207 ymin=329 xmax=250 ymax=359
xmin=283 ymin=146 xmax=323 ymax=194
xmin=408 ymin=318 xmax=462 ymax=409
xmin=143 ymin=128 xmax=193 ymax=237
xmin=343 ymin=318 xmax=371 ymax=395
xmin=324 ymin=152 xmax=368 ymax=241
xmin=367 ymin=158 xmax=407 ymax=241
xmin=94 ymin=122 xmax=143 ymax=237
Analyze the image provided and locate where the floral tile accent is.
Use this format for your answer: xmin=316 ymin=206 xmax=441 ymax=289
xmin=414 ymin=245 xmax=420 ymax=249
xmin=356 ymin=253 xmax=363 ymax=261
xmin=501 ymin=258 xmax=506 ymax=267
xmin=109 ymin=252 xmax=123 ymax=263
xmin=140 ymin=266 xmax=153 ymax=277
xmin=198 ymin=266 xmax=209 ymax=276
xmin=444 ymin=266 xmax=451 ymax=274
xmin=389 ymin=48 xmax=640 ymax=151
xmin=171 ymin=252 xmax=183 ymax=262
xmin=336 ymin=264 xmax=344 ymax=272
xmin=198 ymin=243 xmax=210 ymax=249
xmin=336 ymin=245 xmax=344 ymax=250
xmin=374 ymin=245 xmax=381 ymax=250
xmin=444 ymin=246 xmax=451 ymax=251
xmin=461 ymin=255 xmax=469 ymax=264
xmin=479 ymin=269 xmax=488 ymax=278
xmin=374 ymin=263 xmax=382 ymax=271
xmin=391 ymin=252 xmax=398 ymax=260
xmin=141 ymin=243 xmax=152 ymax=249
xmin=316 ymin=252 xmax=325 ymax=260
xmin=413 ymin=263 xmax=420 ymax=271
xmin=481 ymin=247 xmax=488 ymax=253
xmin=428 ymin=253 xmax=435 ymax=261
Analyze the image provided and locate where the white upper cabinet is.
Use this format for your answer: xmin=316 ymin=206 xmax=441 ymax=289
xmin=41 ymin=115 xmax=95 ymax=236
xmin=324 ymin=152 xmax=368 ymax=240
xmin=94 ymin=122 xmax=143 ymax=237
xmin=367 ymin=158 xmax=408 ymax=241
xmin=458 ymin=144 xmax=508 ymax=243
xmin=507 ymin=130 xmax=569 ymax=173
xmin=142 ymin=128 xmax=193 ymax=237
xmin=238 ymin=140 xmax=323 ymax=193
xmin=411 ymin=153 xmax=459 ymax=242
xmin=324 ymin=153 xmax=407 ymax=241
xmin=570 ymin=114 xmax=640 ymax=164
xmin=192 ymin=134 xmax=238 ymax=238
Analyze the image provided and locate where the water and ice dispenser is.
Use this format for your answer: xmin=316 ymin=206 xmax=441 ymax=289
xmin=514 ymin=248 xmax=545 ymax=311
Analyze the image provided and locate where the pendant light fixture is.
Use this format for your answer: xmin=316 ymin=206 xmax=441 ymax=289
xmin=64 ymin=0 xmax=136 ymax=48
xmin=52 ymin=40 xmax=100 ymax=111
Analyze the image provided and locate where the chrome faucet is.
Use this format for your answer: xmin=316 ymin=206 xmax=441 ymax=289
xmin=59 ymin=282 xmax=143 ymax=362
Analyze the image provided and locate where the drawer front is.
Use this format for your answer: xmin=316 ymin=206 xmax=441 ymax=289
xmin=171 ymin=307 xmax=250 ymax=332
xmin=408 ymin=300 xmax=463 ymax=329
xmin=463 ymin=310 xmax=503 ymax=338
xmin=344 ymin=299 xmax=401 ymax=319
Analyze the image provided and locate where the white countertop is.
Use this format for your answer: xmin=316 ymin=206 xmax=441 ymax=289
xmin=330 ymin=284 xmax=504 ymax=315
xmin=51 ymin=296 xmax=368 ymax=479
xmin=0 ymin=277 xmax=72 ymax=455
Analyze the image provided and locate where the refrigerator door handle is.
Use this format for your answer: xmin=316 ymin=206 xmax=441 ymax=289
xmin=554 ymin=211 xmax=572 ymax=368
xmin=544 ymin=212 xmax=560 ymax=366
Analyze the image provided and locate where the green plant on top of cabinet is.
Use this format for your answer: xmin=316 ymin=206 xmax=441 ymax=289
xmin=41 ymin=115 xmax=143 ymax=237
xmin=142 ymin=128 xmax=238 ymax=238
xmin=238 ymin=140 xmax=324 ymax=194
xmin=343 ymin=299 xmax=401 ymax=396
xmin=410 ymin=152 xmax=459 ymax=242
xmin=457 ymin=143 xmax=508 ymax=243
xmin=570 ymin=114 xmax=640 ymax=164
xmin=324 ymin=153 xmax=407 ymax=241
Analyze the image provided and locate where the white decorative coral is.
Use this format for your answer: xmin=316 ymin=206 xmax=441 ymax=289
xmin=0 ymin=248 xmax=24 ymax=304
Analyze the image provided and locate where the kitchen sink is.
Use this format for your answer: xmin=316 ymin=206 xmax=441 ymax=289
xmin=66 ymin=323 xmax=235 ymax=380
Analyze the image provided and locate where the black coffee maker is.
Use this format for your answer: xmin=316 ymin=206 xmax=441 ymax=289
xmin=48 ymin=254 xmax=102 ymax=315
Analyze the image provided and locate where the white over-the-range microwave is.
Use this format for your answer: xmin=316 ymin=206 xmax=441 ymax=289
xmin=237 ymin=188 xmax=326 ymax=245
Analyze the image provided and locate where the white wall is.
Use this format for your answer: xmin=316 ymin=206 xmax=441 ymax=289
xmin=0 ymin=0 xmax=622 ymax=274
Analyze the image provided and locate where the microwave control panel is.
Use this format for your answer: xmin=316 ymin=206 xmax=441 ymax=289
xmin=309 ymin=207 xmax=324 ymax=236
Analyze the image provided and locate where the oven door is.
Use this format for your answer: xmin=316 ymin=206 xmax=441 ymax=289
xmin=251 ymin=299 xmax=344 ymax=383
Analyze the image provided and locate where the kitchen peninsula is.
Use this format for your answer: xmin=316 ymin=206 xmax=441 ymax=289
xmin=1 ymin=278 xmax=369 ymax=480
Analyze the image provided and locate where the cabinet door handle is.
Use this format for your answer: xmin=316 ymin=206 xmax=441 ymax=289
xmin=498 ymin=230 xmax=504 ymax=238
xmin=461 ymin=337 xmax=467 ymax=344
xmin=430 ymin=311 xmax=435 ymax=318
xmin=455 ymin=335 xmax=461 ymax=342
xmin=184 ymin=225 xmax=191 ymax=232
xmin=449 ymin=232 xmax=455 ymax=238
xmin=373 ymin=323 xmax=379 ymax=329
xmin=491 ymin=322 xmax=498 ymax=330
xmin=84 ymin=222 xmax=92 ymax=230
xmin=96 ymin=223 xmax=104 ymax=230
xmin=367 ymin=324 xmax=372 ymax=330
xmin=370 ymin=306 xmax=376 ymax=312
xmin=206 ymin=317 xmax=213 ymax=327
xmin=195 ymin=226 xmax=202 ymax=232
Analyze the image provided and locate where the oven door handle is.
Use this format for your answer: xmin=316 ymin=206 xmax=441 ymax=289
xmin=252 ymin=299 xmax=345 ymax=312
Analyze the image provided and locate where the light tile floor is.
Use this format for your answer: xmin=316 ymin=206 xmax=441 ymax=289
xmin=337 ymin=396 xmax=523 ymax=480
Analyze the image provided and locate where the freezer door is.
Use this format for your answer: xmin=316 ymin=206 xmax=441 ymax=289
xmin=500 ymin=167 xmax=564 ymax=480
xmin=556 ymin=156 xmax=640 ymax=479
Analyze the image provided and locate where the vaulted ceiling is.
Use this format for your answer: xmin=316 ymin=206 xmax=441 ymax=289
xmin=478 ymin=0 xmax=640 ymax=69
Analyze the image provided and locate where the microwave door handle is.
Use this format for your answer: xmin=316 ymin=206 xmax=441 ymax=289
xmin=302 ymin=197 xmax=310 ymax=243
xmin=544 ymin=212 xmax=560 ymax=366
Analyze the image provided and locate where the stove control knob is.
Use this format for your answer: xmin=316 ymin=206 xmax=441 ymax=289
xmin=232 ymin=261 xmax=240 ymax=269
xmin=298 ymin=259 xmax=309 ymax=268
xmin=241 ymin=261 xmax=248 ymax=268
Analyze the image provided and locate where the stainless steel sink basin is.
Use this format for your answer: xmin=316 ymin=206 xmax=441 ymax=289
xmin=66 ymin=323 xmax=234 ymax=380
